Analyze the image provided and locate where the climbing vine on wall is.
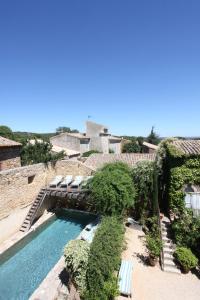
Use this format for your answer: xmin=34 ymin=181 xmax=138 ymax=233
xmin=158 ymin=139 xmax=200 ymax=213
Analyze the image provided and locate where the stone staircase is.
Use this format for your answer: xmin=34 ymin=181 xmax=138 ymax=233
xmin=161 ymin=217 xmax=181 ymax=274
xmin=20 ymin=188 xmax=47 ymax=232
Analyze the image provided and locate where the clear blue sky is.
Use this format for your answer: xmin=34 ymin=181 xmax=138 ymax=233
xmin=0 ymin=0 xmax=200 ymax=137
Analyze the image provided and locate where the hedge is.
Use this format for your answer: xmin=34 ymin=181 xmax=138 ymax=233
xmin=84 ymin=216 xmax=124 ymax=300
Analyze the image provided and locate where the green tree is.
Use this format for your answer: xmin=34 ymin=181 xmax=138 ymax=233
xmin=88 ymin=163 xmax=136 ymax=215
xmin=101 ymin=161 xmax=132 ymax=176
xmin=56 ymin=126 xmax=79 ymax=134
xmin=122 ymin=140 xmax=141 ymax=153
xmin=0 ymin=125 xmax=14 ymax=139
xmin=147 ymin=126 xmax=160 ymax=145
xmin=21 ymin=140 xmax=64 ymax=165
xmin=132 ymin=161 xmax=155 ymax=220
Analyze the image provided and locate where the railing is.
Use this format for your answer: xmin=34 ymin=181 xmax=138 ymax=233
xmin=157 ymin=206 xmax=164 ymax=270
xmin=29 ymin=190 xmax=47 ymax=228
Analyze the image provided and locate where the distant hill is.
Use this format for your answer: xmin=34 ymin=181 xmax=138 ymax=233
xmin=13 ymin=131 xmax=55 ymax=142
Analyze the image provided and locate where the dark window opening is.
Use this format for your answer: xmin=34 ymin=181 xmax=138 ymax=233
xmin=28 ymin=175 xmax=35 ymax=184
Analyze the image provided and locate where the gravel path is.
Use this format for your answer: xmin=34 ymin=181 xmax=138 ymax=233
xmin=117 ymin=224 xmax=200 ymax=300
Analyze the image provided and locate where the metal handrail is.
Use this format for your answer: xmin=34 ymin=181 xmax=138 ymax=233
xmin=29 ymin=190 xmax=47 ymax=227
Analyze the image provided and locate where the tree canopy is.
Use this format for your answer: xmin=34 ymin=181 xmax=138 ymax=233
xmin=88 ymin=162 xmax=136 ymax=215
xmin=0 ymin=125 xmax=14 ymax=140
xmin=147 ymin=126 xmax=160 ymax=145
xmin=21 ymin=140 xmax=64 ymax=165
xmin=56 ymin=126 xmax=79 ymax=134
xmin=122 ymin=140 xmax=141 ymax=153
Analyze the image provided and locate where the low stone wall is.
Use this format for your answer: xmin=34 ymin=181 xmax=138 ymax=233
xmin=0 ymin=146 xmax=21 ymax=170
xmin=0 ymin=160 xmax=93 ymax=220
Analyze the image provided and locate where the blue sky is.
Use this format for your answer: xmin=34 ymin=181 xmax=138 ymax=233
xmin=0 ymin=0 xmax=200 ymax=137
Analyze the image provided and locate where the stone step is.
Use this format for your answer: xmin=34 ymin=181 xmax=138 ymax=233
xmin=162 ymin=237 xmax=172 ymax=244
xmin=163 ymin=247 xmax=174 ymax=255
xmin=163 ymin=265 xmax=181 ymax=274
xmin=163 ymin=252 xmax=174 ymax=260
xmin=164 ymin=258 xmax=176 ymax=268
xmin=162 ymin=231 xmax=168 ymax=237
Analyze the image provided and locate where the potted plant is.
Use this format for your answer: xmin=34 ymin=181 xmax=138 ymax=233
xmin=146 ymin=235 xmax=163 ymax=266
xmin=174 ymin=247 xmax=198 ymax=274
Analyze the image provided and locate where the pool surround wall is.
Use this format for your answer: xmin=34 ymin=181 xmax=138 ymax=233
xmin=0 ymin=159 xmax=94 ymax=220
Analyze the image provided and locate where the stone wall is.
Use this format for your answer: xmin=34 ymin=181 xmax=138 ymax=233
xmin=80 ymin=140 xmax=90 ymax=153
xmin=109 ymin=140 xmax=121 ymax=154
xmin=50 ymin=134 xmax=81 ymax=152
xmin=0 ymin=160 xmax=93 ymax=220
xmin=0 ymin=146 xmax=21 ymax=170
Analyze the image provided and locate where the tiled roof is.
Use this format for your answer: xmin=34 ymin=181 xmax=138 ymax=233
xmin=0 ymin=136 xmax=22 ymax=147
xmin=172 ymin=140 xmax=200 ymax=155
xmin=51 ymin=132 xmax=89 ymax=140
xmin=84 ymin=153 xmax=156 ymax=170
xmin=143 ymin=141 xmax=158 ymax=150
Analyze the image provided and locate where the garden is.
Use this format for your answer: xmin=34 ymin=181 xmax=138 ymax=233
xmin=158 ymin=140 xmax=200 ymax=273
xmin=63 ymin=160 xmax=163 ymax=299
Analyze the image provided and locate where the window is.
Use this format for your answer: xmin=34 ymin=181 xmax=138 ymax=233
xmin=28 ymin=175 xmax=35 ymax=184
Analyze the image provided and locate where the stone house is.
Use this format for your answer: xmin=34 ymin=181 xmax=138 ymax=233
xmin=0 ymin=136 xmax=22 ymax=170
xmin=161 ymin=139 xmax=200 ymax=216
xmin=50 ymin=121 xmax=122 ymax=154
xmin=143 ymin=141 xmax=158 ymax=153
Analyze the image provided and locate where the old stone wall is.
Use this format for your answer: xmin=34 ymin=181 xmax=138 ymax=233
xmin=0 ymin=146 xmax=21 ymax=170
xmin=0 ymin=160 xmax=93 ymax=220
xmin=89 ymin=136 xmax=108 ymax=153
xmin=109 ymin=140 xmax=122 ymax=154
xmin=50 ymin=134 xmax=81 ymax=152
xmin=80 ymin=140 xmax=90 ymax=153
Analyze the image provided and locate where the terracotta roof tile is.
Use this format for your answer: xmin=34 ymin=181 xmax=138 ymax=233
xmin=0 ymin=136 xmax=22 ymax=147
xmin=84 ymin=153 xmax=156 ymax=170
xmin=172 ymin=140 xmax=200 ymax=155
xmin=143 ymin=141 xmax=158 ymax=150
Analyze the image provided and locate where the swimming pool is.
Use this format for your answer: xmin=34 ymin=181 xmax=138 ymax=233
xmin=0 ymin=210 xmax=94 ymax=300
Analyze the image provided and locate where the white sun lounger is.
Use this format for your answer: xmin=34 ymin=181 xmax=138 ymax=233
xmin=70 ymin=176 xmax=84 ymax=188
xmin=81 ymin=224 xmax=98 ymax=243
xmin=118 ymin=260 xmax=133 ymax=297
xmin=60 ymin=175 xmax=73 ymax=188
xmin=49 ymin=175 xmax=63 ymax=188
xmin=82 ymin=176 xmax=93 ymax=187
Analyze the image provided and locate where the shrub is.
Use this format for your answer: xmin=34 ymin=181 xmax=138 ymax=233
xmin=146 ymin=235 xmax=163 ymax=258
xmin=88 ymin=164 xmax=135 ymax=215
xmin=109 ymin=148 xmax=115 ymax=153
xmin=145 ymin=216 xmax=160 ymax=238
xmin=101 ymin=161 xmax=132 ymax=176
xmin=82 ymin=150 xmax=100 ymax=157
xmin=122 ymin=140 xmax=141 ymax=153
xmin=174 ymin=247 xmax=198 ymax=272
xmin=172 ymin=211 xmax=200 ymax=258
xmin=64 ymin=239 xmax=90 ymax=293
xmin=21 ymin=140 xmax=64 ymax=165
xmin=84 ymin=216 xmax=124 ymax=299
xmin=132 ymin=160 xmax=155 ymax=220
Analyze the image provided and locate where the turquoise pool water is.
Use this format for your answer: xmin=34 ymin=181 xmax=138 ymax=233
xmin=0 ymin=211 xmax=94 ymax=300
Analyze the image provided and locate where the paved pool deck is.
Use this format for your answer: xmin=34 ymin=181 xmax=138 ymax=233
xmin=117 ymin=224 xmax=200 ymax=300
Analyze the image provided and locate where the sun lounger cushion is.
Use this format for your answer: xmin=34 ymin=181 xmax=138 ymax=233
xmin=49 ymin=175 xmax=63 ymax=187
xmin=118 ymin=260 xmax=133 ymax=296
xmin=71 ymin=176 xmax=84 ymax=187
